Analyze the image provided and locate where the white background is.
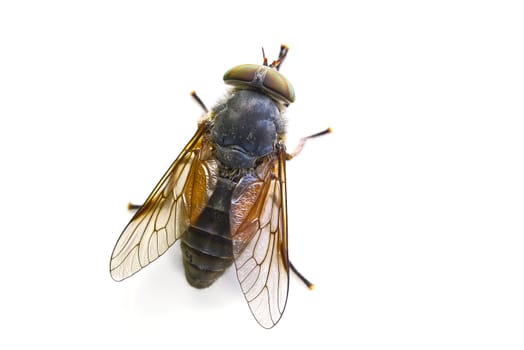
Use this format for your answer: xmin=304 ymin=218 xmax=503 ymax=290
xmin=1 ymin=0 xmax=523 ymax=349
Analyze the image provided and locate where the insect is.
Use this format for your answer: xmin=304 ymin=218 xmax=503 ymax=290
xmin=109 ymin=45 xmax=330 ymax=328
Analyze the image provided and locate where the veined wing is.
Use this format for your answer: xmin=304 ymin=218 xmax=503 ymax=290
xmin=230 ymin=144 xmax=289 ymax=328
xmin=110 ymin=124 xmax=217 ymax=281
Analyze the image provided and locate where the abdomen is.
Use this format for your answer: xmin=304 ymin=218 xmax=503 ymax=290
xmin=180 ymin=177 xmax=236 ymax=288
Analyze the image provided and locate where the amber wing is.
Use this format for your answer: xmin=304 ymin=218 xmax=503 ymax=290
xmin=230 ymin=144 xmax=289 ymax=328
xmin=110 ymin=125 xmax=217 ymax=281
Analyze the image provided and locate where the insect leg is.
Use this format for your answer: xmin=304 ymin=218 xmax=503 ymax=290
xmin=127 ymin=202 xmax=142 ymax=211
xmin=261 ymin=47 xmax=268 ymax=66
xmin=286 ymin=127 xmax=332 ymax=160
xmin=289 ymin=260 xmax=314 ymax=290
xmin=272 ymin=44 xmax=290 ymax=71
xmin=190 ymin=91 xmax=208 ymax=113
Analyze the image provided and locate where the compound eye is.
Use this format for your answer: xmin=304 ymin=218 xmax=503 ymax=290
xmin=262 ymin=69 xmax=295 ymax=103
xmin=224 ymin=64 xmax=295 ymax=103
xmin=223 ymin=64 xmax=258 ymax=84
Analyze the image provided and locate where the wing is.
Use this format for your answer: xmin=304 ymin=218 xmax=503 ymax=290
xmin=110 ymin=124 xmax=217 ymax=281
xmin=230 ymin=144 xmax=289 ymax=328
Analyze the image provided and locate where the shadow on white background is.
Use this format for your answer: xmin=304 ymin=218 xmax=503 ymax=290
xmin=1 ymin=1 xmax=523 ymax=349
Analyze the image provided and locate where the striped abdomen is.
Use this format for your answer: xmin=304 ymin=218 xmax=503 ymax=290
xmin=180 ymin=177 xmax=236 ymax=288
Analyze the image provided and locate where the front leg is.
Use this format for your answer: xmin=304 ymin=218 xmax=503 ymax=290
xmin=287 ymin=127 xmax=332 ymax=160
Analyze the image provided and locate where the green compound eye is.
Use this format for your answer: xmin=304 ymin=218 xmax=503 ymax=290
xmin=223 ymin=64 xmax=295 ymax=103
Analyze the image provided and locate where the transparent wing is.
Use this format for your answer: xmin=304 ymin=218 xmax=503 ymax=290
xmin=230 ymin=144 xmax=289 ymax=328
xmin=110 ymin=125 xmax=217 ymax=281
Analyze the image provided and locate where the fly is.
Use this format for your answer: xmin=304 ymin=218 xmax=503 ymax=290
xmin=110 ymin=45 xmax=330 ymax=328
